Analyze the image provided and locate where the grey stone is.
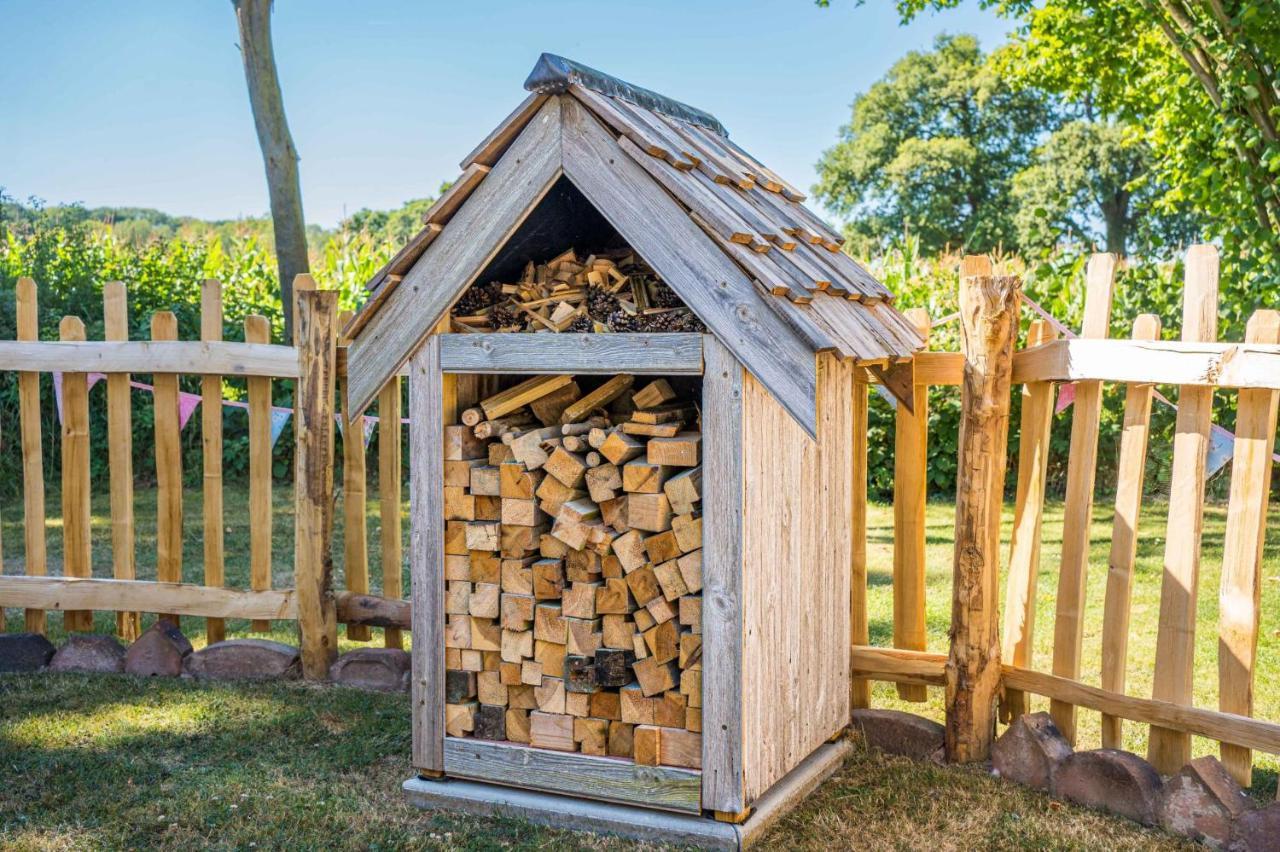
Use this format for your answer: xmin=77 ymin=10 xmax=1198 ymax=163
xmin=1052 ymin=749 xmax=1164 ymax=826
xmin=992 ymin=711 xmax=1073 ymax=792
xmin=1159 ymin=756 xmax=1252 ymax=848
xmin=0 ymin=632 xmax=56 ymax=673
xmin=124 ymin=620 xmax=192 ymax=677
xmin=184 ymin=639 xmax=300 ymax=681
xmin=850 ymin=709 xmax=945 ymax=760
xmin=49 ymin=634 xmax=126 ymax=673
xmin=329 ymin=648 xmax=411 ymax=692
xmin=1230 ymin=801 xmax=1280 ymax=852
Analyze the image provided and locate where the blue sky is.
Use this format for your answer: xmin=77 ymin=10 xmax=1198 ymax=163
xmin=1 ymin=1 xmax=1008 ymax=227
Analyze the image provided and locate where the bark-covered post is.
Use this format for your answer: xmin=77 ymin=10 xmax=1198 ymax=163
xmin=945 ymin=262 xmax=1020 ymax=762
xmin=294 ymin=280 xmax=338 ymax=679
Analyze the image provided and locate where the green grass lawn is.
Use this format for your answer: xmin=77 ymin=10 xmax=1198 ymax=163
xmin=1 ymin=485 xmax=1270 ymax=848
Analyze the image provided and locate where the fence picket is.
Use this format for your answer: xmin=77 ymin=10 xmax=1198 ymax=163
xmin=339 ymin=311 xmax=372 ymax=642
xmin=1098 ymin=313 xmax=1161 ymax=748
xmin=16 ymin=279 xmax=46 ymax=635
xmin=245 ymin=314 xmax=273 ymax=632
xmin=893 ymin=308 xmax=931 ymax=702
xmin=201 ymin=280 xmax=227 ymax=643
xmin=104 ymin=282 xmax=140 ymax=640
xmin=60 ymin=316 xmax=94 ymax=632
xmin=151 ymin=311 xmax=183 ymax=624
xmin=1049 ymin=253 xmax=1117 ymax=743
xmin=379 ymin=376 xmax=404 ymax=649
xmin=999 ymin=319 xmax=1058 ymax=721
xmin=1217 ymin=309 xmax=1280 ymax=786
xmin=1149 ymin=244 xmax=1219 ymax=774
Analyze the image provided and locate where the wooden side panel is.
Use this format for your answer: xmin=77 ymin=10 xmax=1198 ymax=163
xmin=701 ymin=335 xmax=744 ymax=812
xmin=740 ymin=352 xmax=851 ymax=803
xmin=409 ymin=335 xmax=446 ymax=772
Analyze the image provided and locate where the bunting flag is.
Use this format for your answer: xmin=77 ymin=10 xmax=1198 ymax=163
xmin=269 ymin=407 xmax=293 ymax=448
xmin=177 ymin=392 xmax=202 ymax=430
xmin=1206 ymin=423 xmax=1237 ymax=478
xmin=1055 ymin=382 xmax=1077 ymax=414
xmin=363 ymin=415 xmax=378 ymax=448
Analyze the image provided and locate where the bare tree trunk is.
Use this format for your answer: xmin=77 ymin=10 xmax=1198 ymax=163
xmin=232 ymin=0 xmax=307 ymax=340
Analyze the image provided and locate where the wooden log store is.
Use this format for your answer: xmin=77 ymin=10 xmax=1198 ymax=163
xmin=343 ymin=54 xmax=923 ymax=848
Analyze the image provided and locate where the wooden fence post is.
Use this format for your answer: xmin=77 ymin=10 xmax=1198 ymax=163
xmin=17 ymin=278 xmax=47 ymax=635
xmin=1217 ymin=309 xmax=1280 ymax=786
xmin=1049 ymin=253 xmax=1117 ymax=743
xmin=945 ymin=261 xmax=1019 ymax=763
xmin=338 ymin=310 xmax=372 ymax=642
xmin=152 ymin=310 xmax=183 ymax=624
xmin=245 ymin=314 xmax=273 ymax=633
xmin=201 ymin=279 xmax=227 ymax=644
xmin=380 ymin=375 xmax=404 ymax=649
xmin=104 ymin=282 xmax=140 ymax=640
xmin=294 ymin=280 xmax=338 ymax=680
xmin=999 ymin=318 xmax=1058 ymax=722
xmin=60 ymin=316 xmax=94 ymax=633
xmin=893 ymin=308 xmax=931 ymax=702
xmin=1149 ymin=244 xmax=1219 ymax=774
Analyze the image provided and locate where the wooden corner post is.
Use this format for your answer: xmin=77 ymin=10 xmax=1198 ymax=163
xmin=945 ymin=260 xmax=1020 ymax=762
xmin=294 ymin=279 xmax=339 ymax=680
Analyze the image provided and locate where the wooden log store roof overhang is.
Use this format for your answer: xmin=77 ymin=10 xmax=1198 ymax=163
xmin=344 ymin=53 xmax=923 ymax=436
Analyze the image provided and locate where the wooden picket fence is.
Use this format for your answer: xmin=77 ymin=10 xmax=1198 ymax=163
xmin=0 ymin=274 xmax=408 ymax=679
xmin=851 ymin=246 xmax=1280 ymax=789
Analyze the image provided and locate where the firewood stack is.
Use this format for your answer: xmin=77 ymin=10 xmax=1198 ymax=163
xmin=442 ymin=373 xmax=703 ymax=770
xmin=450 ymin=248 xmax=706 ymax=334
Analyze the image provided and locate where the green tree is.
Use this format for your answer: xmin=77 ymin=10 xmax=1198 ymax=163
xmin=827 ymin=0 xmax=1280 ymax=280
xmin=814 ymin=34 xmax=1056 ymax=254
xmin=1011 ymin=120 xmax=1201 ymax=255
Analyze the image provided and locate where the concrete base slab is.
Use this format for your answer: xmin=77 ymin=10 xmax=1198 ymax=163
xmin=403 ymin=739 xmax=850 ymax=850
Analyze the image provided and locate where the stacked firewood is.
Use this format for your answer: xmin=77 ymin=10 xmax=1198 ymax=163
xmin=451 ymin=248 xmax=706 ymax=334
xmin=442 ymin=373 xmax=703 ymax=769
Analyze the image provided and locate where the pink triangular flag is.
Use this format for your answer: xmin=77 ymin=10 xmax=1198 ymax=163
xmin=1055 ymin=382 xmax=1076 ymax=414
xmin=178 ymin=391 xmax=202 ymax=430
xmin=52 ymin=372 xmax=64 ymax=423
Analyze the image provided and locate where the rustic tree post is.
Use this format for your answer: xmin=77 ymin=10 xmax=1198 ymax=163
xmin=294 ymin=278 xmax=338 ymax=679
xmin=945 ymin=259 xmax=1020 ymax=762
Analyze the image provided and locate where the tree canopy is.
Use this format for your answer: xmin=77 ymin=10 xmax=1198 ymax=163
xmin=814 ymin=34 xmax=1054 ymax=254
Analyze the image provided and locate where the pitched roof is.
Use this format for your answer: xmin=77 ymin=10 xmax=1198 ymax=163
xmin=345 ymin=55 xmax=923 ymax=434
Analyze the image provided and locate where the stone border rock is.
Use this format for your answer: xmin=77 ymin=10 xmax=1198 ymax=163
xmin=991 ymin=712 xmax=1269 ymax=850
xmin=1 ymin=626 xmax=409 ymax=695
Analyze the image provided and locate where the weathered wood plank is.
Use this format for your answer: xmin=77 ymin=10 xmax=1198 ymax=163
xmin=701 ymin=335 xmax=744 ymax=812
xmin=999 ymin=319 xmax=1058 ymax=721
xmin=1217 ymin=309 xmax=1280 ymax=786
xmin=1049 ymin=253 xmax=1117 ymax=743
xmin=443 ymin=737 xmax=702 ymax=813
xmin=409 ymin=335 xmax=445 ymax=772
xmin=0 ymin=340 xmax=299 ymax=376
xmin=559 ymin=94 xmax=819 ymax=437
xmin=1012 ymin=338 xmax=1280 ymax=389
xmin=346 ymin=97 xmax=564 ymax=414
xmin=294 ymin=287 xmax=339 ymax=680
xmin=103 ymin=282 xmax=139 ymax=640
xmin=1149 ymin=245 xmax=1219 ymax=774
xmin=0 ymin=575 xmax=297 ymax=621
xmin=945 ymin=269 xmax=1020 ymax=763
xmin=439 ymin=333 xmax=703 ymax=374
xmin=1098 ymin=314 xmax=1161 ymax=748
